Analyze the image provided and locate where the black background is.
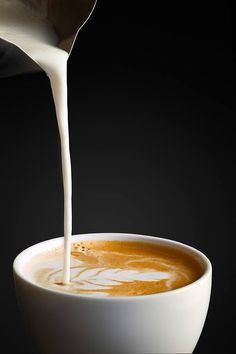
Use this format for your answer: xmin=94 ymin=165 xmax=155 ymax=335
xmin=0 ymin=1 xmax=235 ymax=353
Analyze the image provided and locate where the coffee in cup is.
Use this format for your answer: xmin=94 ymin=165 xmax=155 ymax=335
xmin=28 ymin=239 xmax=203 ymax=297
xmin=14 ymin=233 xmax=212 ymax=354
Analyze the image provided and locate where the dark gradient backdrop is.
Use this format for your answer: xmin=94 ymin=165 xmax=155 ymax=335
xmin=0 ymin=1 xmax=235 ymax=353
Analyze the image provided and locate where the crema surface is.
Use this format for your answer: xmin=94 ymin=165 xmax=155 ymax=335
xmin=31 ymin=240 xmax=203 ymax=297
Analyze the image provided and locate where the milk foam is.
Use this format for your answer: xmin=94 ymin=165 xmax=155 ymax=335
xmin=43 ymin=266 xmax=172 ymax=293
xmin=30 ymin=240 xmax=202 ymax=297
xmin=31 ymin=254 xmax=176 ymax=297
xmin=0 ymin=0 xmax=72 ymax=283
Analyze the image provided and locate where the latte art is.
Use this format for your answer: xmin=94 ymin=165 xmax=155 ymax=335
xmin=40 ymin=267 xmax=173 ymax=296
xmin=32 ymin=240 xmax=203 ymax=297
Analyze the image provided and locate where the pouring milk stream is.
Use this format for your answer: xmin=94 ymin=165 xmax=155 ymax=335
xmin=0 ymin=0 xmax=97 ymax=283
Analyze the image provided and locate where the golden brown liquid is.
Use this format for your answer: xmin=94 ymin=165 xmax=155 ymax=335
xmin=34 ymin=240 xmax=203 ymax=297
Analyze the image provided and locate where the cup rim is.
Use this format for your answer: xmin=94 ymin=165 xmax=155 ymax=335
xmin=13 ymin=233 xmax=212 ymax=301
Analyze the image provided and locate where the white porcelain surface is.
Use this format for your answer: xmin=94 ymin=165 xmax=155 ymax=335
xmin=13 ymin=233 xmax=212 ymax=354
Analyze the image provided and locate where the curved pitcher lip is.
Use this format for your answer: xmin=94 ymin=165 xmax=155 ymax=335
xmin=0 ymin=0 xmax=97 ymax=76
xmin=13 ymin=232 xmax=212 ymax=302
xmin=67 ymin=0 xmax=97 ymax=56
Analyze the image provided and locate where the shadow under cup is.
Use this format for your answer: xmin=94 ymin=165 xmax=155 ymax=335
xmin=13 ymin=233 xmax=212 ymax=354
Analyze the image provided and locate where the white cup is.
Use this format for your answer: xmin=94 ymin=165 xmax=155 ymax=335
xmin=13 ymin=233 xmax=212 ymax=354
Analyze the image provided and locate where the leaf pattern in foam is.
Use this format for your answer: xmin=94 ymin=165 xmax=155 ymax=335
xmin=69 ymin=267 xmax=171 ymax=290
